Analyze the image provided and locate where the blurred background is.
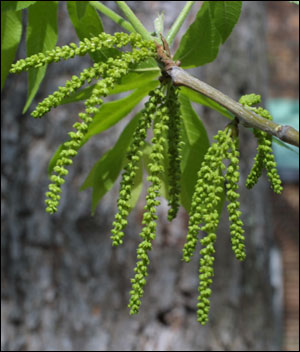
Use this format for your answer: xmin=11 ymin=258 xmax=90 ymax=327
xmin=1 ymin=1 xmax=299 ymax=351
xmin=266 ymin=2 xmax=299 ymax=350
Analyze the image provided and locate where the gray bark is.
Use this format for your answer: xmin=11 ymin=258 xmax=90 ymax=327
xmin=1 ymin=2 xmax=281 ymax=351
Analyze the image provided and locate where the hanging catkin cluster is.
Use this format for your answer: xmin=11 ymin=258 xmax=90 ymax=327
xmin=182 ymin=121 xmax=245 ymax=325
xmin=166 ymin=85 xmax=184 ymax=220
xmin=239 ymin=94 xmax=283 ymax=194
xmin=111 ymin=83 xmax=183 ymax=314
xmin=10 ymin=29 xmax=286 ymax=326
xmin=10 ymin=32 xmax=156 ymax=213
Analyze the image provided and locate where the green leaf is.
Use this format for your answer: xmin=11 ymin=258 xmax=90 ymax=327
xmin=179 ymin=93 xmax=210 ymax=212
xmin=174 ymin=1 xmax=220 ymax=68
xmin=67 ymin=1 xmax=106 ymax=62
xmin=23 ymin=1 xmax=58 ymax=113
xmin=107 ymin=70 xmax=160 ymax=95
xmin=60 ymin=70 xmax=160 ymax=105
xmin=67 ymin=1 xmax=103 ymax=37
xmin=174 ymin=1 xmax=242 ymax=68
xmin=1 ymin=9 xmax=22 ymax=90
xmin=84 ymin=81 xmax=158 ymax=142
xmin=208 ymin=1 xmax=242 ymax=44
xmin=75 ymin=2 xmax=88 ymax=19
xmin=180 ymin=86 xmax=234 ymax=120
xmin=81 ymin=112 xmax=142 ymax=214
xmin=1 ymin=1 xmax=37 ymax=11
xmin=130 ymin=57 xmax=159 ymax=71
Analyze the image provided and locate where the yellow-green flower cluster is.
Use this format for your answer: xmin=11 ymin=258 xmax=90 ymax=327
xmin=10 ymin=32 xmax=155 ymax=73
xmin=239 ymin=94 xmax=283 ymax=194
xmin=111 ymin=88 xmax=165 ymax=246
xmin=166 ymin=85 xmax=183 ymax=221
xmin=128 ymin=87 xmax=169 ymax=315
xmin=18 ymin=39 xmax=155 ymax=119
xmin=33 ymin=36 xmax=155 ymax=214
xmin=183 ymin=123 xmax=245 ymax=325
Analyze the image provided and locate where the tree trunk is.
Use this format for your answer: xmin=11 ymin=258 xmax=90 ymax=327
xmin=1 ymin=2 xmax=281 ymax=351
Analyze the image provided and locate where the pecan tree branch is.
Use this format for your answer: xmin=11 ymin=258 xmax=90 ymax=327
xmin=167 ymin=66 xmax=299 ymax=148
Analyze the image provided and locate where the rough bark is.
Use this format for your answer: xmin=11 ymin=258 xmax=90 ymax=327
xmin=1 ymin=2 xmax=281 ymax=351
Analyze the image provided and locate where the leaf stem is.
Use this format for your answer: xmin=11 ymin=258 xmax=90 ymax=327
xmin=116 ymin=1 xmax=152 ymax=41
xmin=166 ymin=1 xmax=195 ymax=46
xmin=168 ymin=66 xmax=299 ymax=147
xmin=89 ymin=1 xmax=135 ymax=33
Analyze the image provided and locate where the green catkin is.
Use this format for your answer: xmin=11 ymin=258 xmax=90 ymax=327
xmin=182 ymin=133 xmax=226 ymax=263
xmin=45 ymin=74 xmax=115 ymax=214
xmin=31 ymin=48 xmax=156 ymax=118
xmin=111 ymin=88 xmax=165 ymax=246
xmin=43 ymin=40 xmax=156 ymax=214
xmin=182 ymin=124 xmax=245 ymax=325
xmin=194 ymin=130 xmax=228 ymax=325
xmin=10 ymin=31 xmax=156 ymax=214
xmin=166 ymin=85 xmax=183 ymax=221
xmin=225 ymin=129 xmax=246 ymax=261
xmin=239 ymin=94 xmax=283 ymax=194
xmin=31 ymin=61 xmax=112 ymax=118
xmin=9 ymin=32 xmax=155 ymax=73
xmin=128 ymin=88 xmax=169 ymax=315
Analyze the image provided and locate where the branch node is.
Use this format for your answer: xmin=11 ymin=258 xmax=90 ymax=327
xmin=155 ymin=35 xmax=181 ymax=72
